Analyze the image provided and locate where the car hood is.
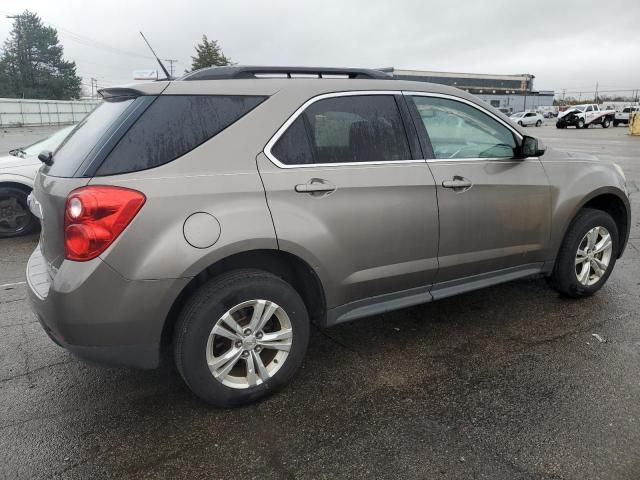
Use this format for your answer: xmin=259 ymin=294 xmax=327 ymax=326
xmin=0 ymin=153 xmax=40 ymax=171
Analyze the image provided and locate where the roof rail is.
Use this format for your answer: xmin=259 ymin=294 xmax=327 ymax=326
xmin=181 ymin=66 xmax=392 ymax=81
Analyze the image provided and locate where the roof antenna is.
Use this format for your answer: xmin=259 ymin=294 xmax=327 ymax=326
xmin=139 ymin=31 xmax=172 ymax=80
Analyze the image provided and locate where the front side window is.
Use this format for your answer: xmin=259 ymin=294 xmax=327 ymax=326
xmin=586 ymin=106 xmax=593 ymax=112
xmin=411 ymin=96 xmax=517 ymax=159
xmin=271 ymin=95 xmax=411 ymax=165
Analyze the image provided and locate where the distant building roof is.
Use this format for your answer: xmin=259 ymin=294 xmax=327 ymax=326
xmin=380 ymin=67 xmax=538 ymax=95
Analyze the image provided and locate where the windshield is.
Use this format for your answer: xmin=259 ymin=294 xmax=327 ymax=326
xmin=19 ymin=125 xmax=76 ymax=157
xmin=570 ymin=106 xmax=586 ymax=112
xmin=510 ymin=112 xmax=524 ymax=118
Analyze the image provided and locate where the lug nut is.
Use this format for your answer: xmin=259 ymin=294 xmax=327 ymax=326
xmin=255 ymin=346 xmax=262 ymax=353
xmin=256 ymin=332 xmax=263 ymax=339
xmin=235 ymin=341 xmax=242 ymax=348
xmin=243 ymin=328 xmax=252 ymax=336
xmin=241 ymin=351 xmax=249 ymax=358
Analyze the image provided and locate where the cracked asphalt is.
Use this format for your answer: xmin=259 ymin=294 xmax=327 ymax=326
xmin=1 ymin=124 xmax=639 ymax=479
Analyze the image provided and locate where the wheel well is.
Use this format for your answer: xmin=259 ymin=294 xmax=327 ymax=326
xmin=582 ymin=194 xmax=629 ymax=257
xmin=0 ymin=181 xmax=32 ymax=194
xmin=161 ymin=249 xmax=326 ymax=345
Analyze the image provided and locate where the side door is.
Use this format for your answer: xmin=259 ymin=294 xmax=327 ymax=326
xmin=524 ymin=112 xmax=536 ymax=126
xmin=405 ymin=93 xmax=551 ymax=296
xmin=585 ymin=105 xmax=594 ymax=123
xmin=258 ymin=92 xmax=439 ymax=309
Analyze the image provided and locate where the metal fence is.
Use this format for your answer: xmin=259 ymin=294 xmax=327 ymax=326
xmin=0 ymin=98 xmax=100 ymax=127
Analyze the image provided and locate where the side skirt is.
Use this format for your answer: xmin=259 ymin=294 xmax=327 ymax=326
xmin=324 ymin=263 xmax=548 ymax=327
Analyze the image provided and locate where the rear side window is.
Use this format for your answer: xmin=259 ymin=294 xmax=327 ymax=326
xmin=271 ymin=95 xmax=411 ymax=165
xmin=96 ymin=95 xmax=266 ymax=176
xmin=46 ymin=97 xmax=136 ymax=177
xmin=271 ymin=116 xmax=314 ymax=165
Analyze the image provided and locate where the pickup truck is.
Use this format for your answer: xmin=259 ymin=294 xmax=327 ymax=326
xmin=556 ymin=104 xmax=616 ymax=129
xmin=614 ymin=106 xmax=640 ymax=126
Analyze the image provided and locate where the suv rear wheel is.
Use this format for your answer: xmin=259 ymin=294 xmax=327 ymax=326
xmin=549 ymin=208 xmax=618 ymax=297
xmin=174 ymin=269 xmax=310 ymax=406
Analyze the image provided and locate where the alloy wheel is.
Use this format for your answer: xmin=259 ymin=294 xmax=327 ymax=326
xmin=575 ymin=226 xmax=613 ymax=286
xmin=206 ymin=299 xmax=293 ymax=389
xmin=0 ymin=194 xmax=29 ymax=235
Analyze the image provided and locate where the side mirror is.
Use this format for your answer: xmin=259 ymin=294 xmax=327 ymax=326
xmin=518 ymin=136 xmax=546 ymax=158
xmin=38 ymin=150 xmax=54 ymax=166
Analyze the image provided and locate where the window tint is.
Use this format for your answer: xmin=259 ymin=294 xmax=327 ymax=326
xmin=271 ymin=95 xmax=411 ymax=165
xmin=47 ymin=97 xmax=135 ymax=177
xmin=586 ymin=106 xmax=593 ymax=112
xmin=96 ymin=95 xmax=266 ymax=175
xmin=304 ymin=96 xmax=410 ymax=164
xmin=411 ymin=96 xmax=517 ymax=159
xmin=271 ymin=116 xmax=314 ymax=165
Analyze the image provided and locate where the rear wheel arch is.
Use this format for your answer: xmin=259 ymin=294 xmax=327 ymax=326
xmin=162 ymin=249 xmax=326 ymax=345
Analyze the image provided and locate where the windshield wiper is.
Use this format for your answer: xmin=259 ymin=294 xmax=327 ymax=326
xmin=8 ymin=148 xmax=27 ymax=158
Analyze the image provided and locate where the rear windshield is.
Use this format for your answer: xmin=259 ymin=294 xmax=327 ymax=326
xmin=46 ymin=97 xmax=136 ymax=177
xmin=95 ymin=95 xmax=267 ymax=176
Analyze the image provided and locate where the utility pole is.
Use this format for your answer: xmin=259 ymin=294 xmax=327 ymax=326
xmin=595 ymin=81 xmax=599 ymax=104
xmin=164 ymin=59 xmax=177 ymax=77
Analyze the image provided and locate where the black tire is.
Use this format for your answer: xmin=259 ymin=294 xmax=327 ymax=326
xmin=548 ymin=208 xmax=618 ymax=298
xmin=602 ymin=117 xmax=611 ymax=128
xmin=518 ymin=121 xmax=524 ymax=127
xmin=0 ymin=186 xmax=39 ymax=238
xmin=535 ymin=120 xmax=542 ymax=127
xmin=174 ymin=269 xmax=310 ymax=407
xmin=577 ymin=119 xmax=586 ymax=129
xmin=613 ymin=121 xmax=619 ymax=127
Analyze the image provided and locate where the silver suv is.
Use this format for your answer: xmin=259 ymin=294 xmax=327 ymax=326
xmin=27 ymin=66 xmax=631 ymax=406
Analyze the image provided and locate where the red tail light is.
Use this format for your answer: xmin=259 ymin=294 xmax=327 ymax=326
xmin=64 ymin=186 xmax=145 ymax=261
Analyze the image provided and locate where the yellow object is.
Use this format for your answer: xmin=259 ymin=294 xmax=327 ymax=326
xmin=630 ymin=112 xmax=640 ymax=135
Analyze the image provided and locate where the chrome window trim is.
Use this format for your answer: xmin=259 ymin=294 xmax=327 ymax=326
xmin=263 ymin=89 xmax=526 ymax=168
xmin=404 ymin=90 xmax=524 ymax=142
xmin=263 ymin=90 xmax=423 ymax=169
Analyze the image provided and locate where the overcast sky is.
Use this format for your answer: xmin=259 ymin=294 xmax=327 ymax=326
xmin=1 ymin=0 xmax=639 ymax=96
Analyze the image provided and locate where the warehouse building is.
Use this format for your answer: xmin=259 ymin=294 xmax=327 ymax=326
xmin=381 ymin=68 xmax=554 ymax=114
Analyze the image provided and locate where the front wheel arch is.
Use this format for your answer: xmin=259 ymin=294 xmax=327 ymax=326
xmin=555 ymin=189 xmax=630 ymax=264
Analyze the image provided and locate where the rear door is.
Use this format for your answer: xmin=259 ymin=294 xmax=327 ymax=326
xmin=406 ymin=93 xmax=550 ymax=295
xmin=258 ymin=92 xmax=439 ymax=309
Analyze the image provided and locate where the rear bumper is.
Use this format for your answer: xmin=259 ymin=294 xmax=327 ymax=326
xmin=27 ymin=244 xmax=189 ymax=369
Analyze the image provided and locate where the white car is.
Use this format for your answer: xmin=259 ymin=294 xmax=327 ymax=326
xmin=510 ymin=111 xmax=544 ymax=127
xmin=614 ymin=106 xmax=640 ymax=126
xmin=0 ymin=125 xmax=75 ymax=237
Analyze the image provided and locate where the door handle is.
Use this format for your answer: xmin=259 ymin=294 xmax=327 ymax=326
xmin=294 ymin=178 xmax=336 ymax=194
xmin=442 ymin=176 xmax=473 ymax=192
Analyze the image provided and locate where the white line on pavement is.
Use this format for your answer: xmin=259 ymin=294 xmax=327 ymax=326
xmin=0 ymin=281 xmax=27 ymax=289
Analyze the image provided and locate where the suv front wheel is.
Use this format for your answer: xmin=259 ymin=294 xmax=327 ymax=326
xmin=174 ymin=269 xmax=310 ymax=406
xmin=549 ymin=208 xmax=618 ymax=297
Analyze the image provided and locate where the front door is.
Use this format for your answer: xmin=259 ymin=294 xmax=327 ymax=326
xmin=407 ymin=93 xmax=550 ymax=292
xmin=258 ymin=92 xmax=439 ymax=309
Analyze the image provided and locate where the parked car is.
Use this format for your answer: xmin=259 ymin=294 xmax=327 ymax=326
xmin=27 ymin=66 xmax=631 ymax=407
xmin=510 ymin=111 xmax=544 ymax=127
xmin=0 ymin=125 xmax=75 ymax=237
xmin=614 ymin=106 xmax=640 ymax=126
xmin=556 ymin=104 xmax=616 ymax=129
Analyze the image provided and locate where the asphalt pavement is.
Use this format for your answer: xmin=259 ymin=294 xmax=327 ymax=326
xmin=1 ymin=123 xmax=639 ymax=479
